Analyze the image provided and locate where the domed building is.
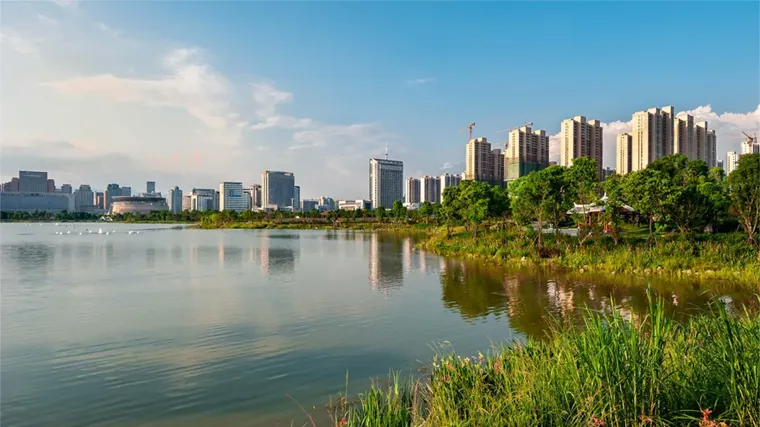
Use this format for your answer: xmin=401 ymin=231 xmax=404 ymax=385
xmin=111 ymin=195 xmax=169 ymax=214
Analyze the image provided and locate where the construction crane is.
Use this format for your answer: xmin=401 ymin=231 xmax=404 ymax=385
xmin=742 ymin=131 xmax=758 ymax=146
xmin=458 ymin=122 xmax=476 ymax=140
xmin=495 ymin=122 xmax=533 ymax=134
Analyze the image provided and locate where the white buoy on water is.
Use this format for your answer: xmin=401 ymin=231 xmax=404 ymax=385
xmin=98 ymin=228 xmax=103 ymax=234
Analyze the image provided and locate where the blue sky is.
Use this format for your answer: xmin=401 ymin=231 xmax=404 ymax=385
xmin=1 ymin=1 xmax=758 ymax=198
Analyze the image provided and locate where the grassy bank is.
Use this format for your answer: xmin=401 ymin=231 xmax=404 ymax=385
xmin=330 ymin=295 xmax=760 ymax=426
xmin=420 ymin=227 xmax=760 ymax=287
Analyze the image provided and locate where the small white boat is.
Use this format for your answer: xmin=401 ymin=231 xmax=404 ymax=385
xmin=66 ymin=231 xmax=71 ymax=234
xmin=79 ymin=232 xmax=83 ymax=235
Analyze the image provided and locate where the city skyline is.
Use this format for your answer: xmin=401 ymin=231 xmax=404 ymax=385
xmin=1 ymin=2 xmax=758 ymax=198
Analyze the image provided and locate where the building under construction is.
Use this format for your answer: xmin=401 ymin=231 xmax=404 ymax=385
xmin=465 ymin=137 xmax=504 ymax=187
xmin=505 ymin=125 xmax=550 ymax=181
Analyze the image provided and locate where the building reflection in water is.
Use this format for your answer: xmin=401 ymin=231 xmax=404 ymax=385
xmin=439 ymin=259 xmax=759 ymax=339
xmin=368 ymin=233 xmax=404 ymax=291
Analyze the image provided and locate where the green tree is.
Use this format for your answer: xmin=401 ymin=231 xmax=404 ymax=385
xmin=565 ymin=157 xmax=600 ymax=244
xmin=375 ymin=206 xmax=386 ymax=222
xmin=601 ymin=174 xmax=626 ymax=245
xmin=511 ymin=166 xmax=571 ymax=247
xmin=727 ymin=153 xmax=760 ymax=246
xmin=391 ymin=200 xmax=407 ymax=222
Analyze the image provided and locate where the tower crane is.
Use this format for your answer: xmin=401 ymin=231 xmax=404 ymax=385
xmin=458 ymin=122 xmax=476 ymax=140
xmin=742 ymin=131 xmax=758 ymax=147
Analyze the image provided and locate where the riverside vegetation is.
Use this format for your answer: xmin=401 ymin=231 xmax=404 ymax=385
xmin=327 ymin=294 xmax=760 ymax=427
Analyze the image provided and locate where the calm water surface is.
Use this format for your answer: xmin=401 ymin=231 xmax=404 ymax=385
xmin=1 ymin=223 xmax=756 ymax=426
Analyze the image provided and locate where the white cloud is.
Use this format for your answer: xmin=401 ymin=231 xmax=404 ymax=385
xmin=407 ymin=77 xmax=436 ymax=85
xmin=96 ymin=22 xmax=121 ymax=37
xmin=42 ymin=48 xmax=238 ymax=131
xmin=49 ymin=0 xmax=78 ymax=8
xmin=0 ymin=29 xmax=41 ymax=59
xmin=37 ymin=14 xmax=59 ymax=25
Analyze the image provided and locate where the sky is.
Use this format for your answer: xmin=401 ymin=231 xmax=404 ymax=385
xmin=1 ymin=1 xmax=758 ymax=199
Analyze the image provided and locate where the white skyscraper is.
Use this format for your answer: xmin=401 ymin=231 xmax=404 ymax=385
xmin=168 ymin=186 xmax=183 ymax=214
xmin=726 ymin=151 xmax=739 ymax=175
xmin=420 ymin=175 xmax=441 ymax=204
xmin=741 ymin=137 xmax=760 ymax=155
xmin=369 ymin=157 xmax=403 ymax=209
xmin=219 ymin=182 xmax=247 ymax=212
xmin=439 ymin=173 xmax=462 ymax=202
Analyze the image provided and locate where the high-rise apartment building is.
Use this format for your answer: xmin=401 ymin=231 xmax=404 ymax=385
xmin=47 ymin=179 xmax=55 ymax=193
xmin=717 ymin=160 xmax=724 ymax=170
xmin=369 ymin=157 xmax=403 ymax=209
xmin=146 ymin=181 xmax=156 ymax=195
xmin=19 ymin=171 xmax=48 ymax=193
xmin=616 ymin=133 xmax=633 ymax=175
xmin=631 ymin=106 xmax=674 ymax=171
xmin=262 ymin=171 xmax=295 ymax=209
xmin=405 ymin=177 xmax=421 ymax=204
xmin=741 ymin=137 xmax=760 ymax=155
xmin=673 ymin=114 xmax=695 ymax=159
xmin=168 ymin=186 xmax=183 ymax=214
xmin=505 ymin=126 xmax=550 ymax=181
xmin=491 ymin=149 xmax=505 ymax=183
xmin=693 ymin=121 xmax=717 ymax=168
xmin=560 ymin=116 xmax=603 ymax=179
xmin=465 ymin=137 xmax=505 ymax=185
xmin=73 ymin=184 xmax=94 ymax=211
xmin=219 ymin=182 xmax=247 ymax=212
xmin=190 ymin=188 xmax=216 ymax=211
xmin=440 ymin=173 xmax=462 ymax=202
xmin=61 ymin=184 xmax=72 ymax=194
xmin=420 ymin=176 xmax=441 ymax=204
xmin=726 ymin=152 xmax=739 ymax=175
xmin=182 ymin=195 xmax=192 ymax=211
xmin=706 ymin=129 xmax=717 ymax=168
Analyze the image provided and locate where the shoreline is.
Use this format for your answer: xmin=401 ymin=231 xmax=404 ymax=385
xmin=196 ymin=221 xmax=760 ymax=288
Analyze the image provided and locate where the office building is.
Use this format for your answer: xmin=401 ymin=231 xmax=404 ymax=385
xmin=318 ymin=196 xmax=336 ymax=211
xmin=631 ymin=106 xmax=674 ymax=171
xmin=105 ymin=183 xmax=121 ymax=211
xmin=146 ymin=181 xmax=156 ymax=195
xmin=420 ymin=175 xmax=441 ymax=204
xmin=47 ymin=179 xmax=55 ymax=193
xmin=73 ymin=184 xmax=94 ymax=211
xmin=190 ymin=188 xmax=216 ymax=211
xmin=219 ymin=182 xmax=247 ymax=212
xmin=121 ymin=186 xmax=132 ymax=197
xmin=0 ymin=192 xmax=73 ymax=212
xmin=251 ymin=184 xmax=262 ymax=208
xmin=506 ymin=126 xmax=550 ymax=181
xmin=338 ymin=199 xmax=372 ymax=211
xmin=2 ymin=177 xmax=19 ymax=192
xmin=262 ymin=171 xmax=295 ymax=209
xmin=182 ymin=195 xmax=192 ymax=211
xmin=369 ymin=157 xmax=403 ymax=209
xmin=726 ymin=152 xmax=739 ymax=175
xmin=19 ymin=171 xmax=48 ymax=193
xmin=742 ymin=137 xmax=760 ymax=155
xmin=405 ymin=177 xmax=421 ymax=204
xmin=95 ymin=192 xmax=105 ymax=209
xmin=616 ymin=133 xmax=633 ymax=175
xmin=292 ymin=185 xmax=301 ymax=211
xmin=301 ymin=199 xmax=318 ymax=211
xmin=560 ymin=116 xmax=603 ymax=179
xmin=61 ymin=184 xmax=72 ymax=194
xmin=168 ymin=186 xmax=183 ymax=213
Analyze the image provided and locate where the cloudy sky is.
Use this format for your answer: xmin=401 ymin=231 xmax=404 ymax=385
xmin=1 ymin=1 xmax=758 ymax=198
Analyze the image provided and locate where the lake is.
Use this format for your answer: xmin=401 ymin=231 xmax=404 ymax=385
xmin=1 ymin=223 xmax=756 ymax=426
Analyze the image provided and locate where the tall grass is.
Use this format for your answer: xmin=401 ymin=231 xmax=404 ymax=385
xmin=333 ymin=294 xmax=760 ymax=426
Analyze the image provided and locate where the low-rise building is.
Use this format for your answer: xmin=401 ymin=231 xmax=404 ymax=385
xmin=0 ymin=192 xmax=74 ymax=212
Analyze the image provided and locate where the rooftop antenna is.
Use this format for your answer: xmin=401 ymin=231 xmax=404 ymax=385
xmin=385 ymin=143 xmax=389 ymax=160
